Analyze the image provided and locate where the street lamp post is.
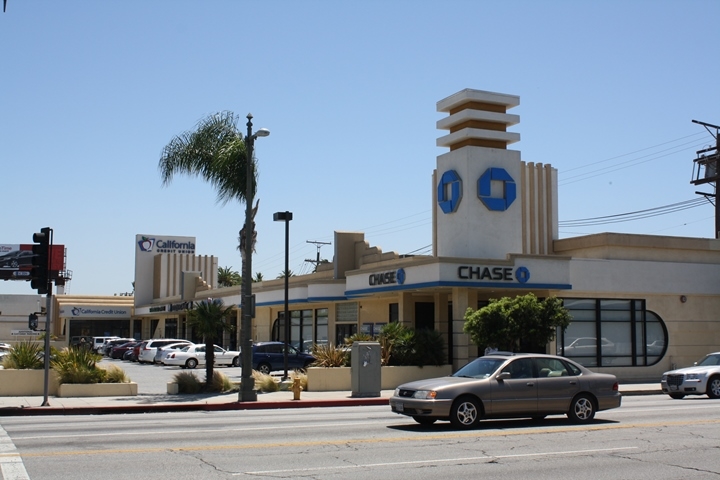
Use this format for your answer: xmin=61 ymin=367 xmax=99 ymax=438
xmin=273 ymin=211 xmax=293 ymax=380
xmin=240 ymin=113 xmax=269 ymax=403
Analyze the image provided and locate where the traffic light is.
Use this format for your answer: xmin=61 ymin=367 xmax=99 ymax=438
xmin=31 ymin=227 xmax=51 ymax=295
xmin=28 ymin=313 xmax=38 ymax=330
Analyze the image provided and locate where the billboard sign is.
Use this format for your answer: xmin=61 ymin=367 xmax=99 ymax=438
xmin=0 ymin=244 xmax=66 ymax=281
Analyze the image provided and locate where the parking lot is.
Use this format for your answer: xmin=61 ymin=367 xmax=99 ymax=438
xmin=99 ymin=357 xmax=244 ymax=395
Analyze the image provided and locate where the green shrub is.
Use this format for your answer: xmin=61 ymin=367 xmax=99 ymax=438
xmin=173 ymin=371 xmax=201 ymax=393
xmin=310 ymin=343 xmax=349 ymax=367
xmin=51 ymin=347 xmax=107 ymax=384
xmin=379 ymin=323 xmax=445 ymax=367
xmin=207 ymin=370 xmax=234 ymax=392
xmin=1 ymin=341 xmax=44 ymax=369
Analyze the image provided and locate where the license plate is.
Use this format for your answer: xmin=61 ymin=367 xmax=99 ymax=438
xmin=395 ymin=402 xmax=404 ymax=412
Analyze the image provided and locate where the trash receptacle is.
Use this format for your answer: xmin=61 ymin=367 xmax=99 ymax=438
xmin=351 ymin=341 xmax=381 ymax=397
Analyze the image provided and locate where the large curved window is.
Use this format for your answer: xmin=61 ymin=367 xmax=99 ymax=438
xmin=557 ymin=298 xmax=667 ymax=367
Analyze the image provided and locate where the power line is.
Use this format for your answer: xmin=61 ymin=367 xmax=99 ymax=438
xmin=559 ymin=198 xmax=709 ymax=227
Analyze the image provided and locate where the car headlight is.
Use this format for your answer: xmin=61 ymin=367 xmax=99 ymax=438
xmin=412 ymin=390 xmax=437 ymax=400
xmin=686 ymin=373 xmax=701 ymax=380
xmin=661 ymin=374 xmax=667 ymax=381
xmin=393 ymin=388 xmax=400 ymax=397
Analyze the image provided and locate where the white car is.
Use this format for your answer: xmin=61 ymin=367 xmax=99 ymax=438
xmin=155 ymin=341 xmax=193 ymax=364
xmin=163 ymin=344 xmax=240 ymax=369
xmin=661 ymin=352 xmax=720 ymax=399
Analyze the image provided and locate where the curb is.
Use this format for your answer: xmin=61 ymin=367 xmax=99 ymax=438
xmin=0 ymin=397 xmax=390 ymax=417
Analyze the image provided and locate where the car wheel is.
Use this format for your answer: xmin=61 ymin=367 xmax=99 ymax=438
xmin=232 ymin=356 xmax=240 ymax=367
xmin=669 ymin=393 xmax=685 ymax=400
xmin=257 ymin=363 xmax=271 ymax=375
xmin=568 ymin=394 xmax=596 ymax=423
xmin=449 ymin=396 xmax=481 ymax=429
xmin=707 ymin=375 xmax=720 ymax=399
xmin=413 ymin=416 xmax=437 ymax=426
xmin=186 ymin=358 xmax=198 ymax=369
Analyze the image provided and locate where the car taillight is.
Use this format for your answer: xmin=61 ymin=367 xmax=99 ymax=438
xmin=170 ymin=353 xmax=176 ymax=358
xmin=612 ymin=382 xmax=619 ymax=391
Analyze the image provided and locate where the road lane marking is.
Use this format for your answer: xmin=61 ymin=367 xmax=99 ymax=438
xmin=241 ymin=446 xmax=639 ymax=475
xmin=11 ymin=418 xmax=720 ymax=459
xmin=0 ymin=425 xmax=29 ymax=480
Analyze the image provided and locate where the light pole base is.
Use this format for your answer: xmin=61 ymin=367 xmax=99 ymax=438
xmin=239 ymin=377 xmax=257 ymax=402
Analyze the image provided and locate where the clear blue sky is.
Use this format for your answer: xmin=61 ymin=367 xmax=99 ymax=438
xmin=1 ymin=1 xmax=718 ymax=296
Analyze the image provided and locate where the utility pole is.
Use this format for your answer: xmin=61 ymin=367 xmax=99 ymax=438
xmin=690 ymin=119 xmax=720 ymax=239
xmin=305 ymin=240 xmax=331 ymax=272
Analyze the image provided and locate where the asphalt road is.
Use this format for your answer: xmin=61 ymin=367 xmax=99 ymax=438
xmin=2 ymin=395 xmax=720 ymax=479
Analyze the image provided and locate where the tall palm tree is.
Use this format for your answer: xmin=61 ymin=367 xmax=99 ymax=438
xmin=253 ymin=272 xmax=264 ymax=283
xmin=185 ymin=298 xmax=236 ymax=387
xmin=158 ymin=111 xmax=260 ymax=282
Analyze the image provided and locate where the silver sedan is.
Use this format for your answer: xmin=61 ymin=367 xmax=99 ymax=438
xmin=390 ymin=353 xmax=621 ymax=429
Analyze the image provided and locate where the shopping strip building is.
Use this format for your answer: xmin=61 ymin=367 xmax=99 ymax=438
xmin=4 ymin=88 xmax=718 ymax=382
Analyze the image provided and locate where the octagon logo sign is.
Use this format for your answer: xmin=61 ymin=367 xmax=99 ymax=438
xmin=478 ymin=167 xmax=516 ymax=211
xmin=437 ymin=167 xmax=517 ymax=213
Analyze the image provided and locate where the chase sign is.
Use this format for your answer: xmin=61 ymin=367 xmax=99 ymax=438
xmin=438 ymin=167 xmax=516 ymax=213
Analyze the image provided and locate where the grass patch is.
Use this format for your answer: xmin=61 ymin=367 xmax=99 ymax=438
xmin=252 ymin=370 xmax=279 ymax=392
xmin=207 ymin=371 xmax=235 ymax=392
xmin=101 ymin=363 xmax=130 ymax=383
xmin=173 ymin=371 xmax=201 ymax=393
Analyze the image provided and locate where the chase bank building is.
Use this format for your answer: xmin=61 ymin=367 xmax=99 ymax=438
xmin=131 ymin=88 xmax=720 ymax=383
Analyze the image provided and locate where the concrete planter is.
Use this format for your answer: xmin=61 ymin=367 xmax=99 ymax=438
xmin=307 ymin=365 xmax=452 ymax=392
xmin=57 ymin=382 xmax=138 ymax=397
xmin=0 ymin=369 xmax=59 ymax=396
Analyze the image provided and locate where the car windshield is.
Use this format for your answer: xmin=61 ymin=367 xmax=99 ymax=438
xmin=181 ymin=346 xmax=191 ymax=352
xmin=697 ymin=354 xmax=720 ymax=366
xmin=452 ymin=357 xmax=506 ymax=378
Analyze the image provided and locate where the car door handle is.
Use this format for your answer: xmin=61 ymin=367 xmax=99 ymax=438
xmin=569 ymin=381 xmax=577 ymax=385
xmin=526 ymin=382 xmax=535 ymax=387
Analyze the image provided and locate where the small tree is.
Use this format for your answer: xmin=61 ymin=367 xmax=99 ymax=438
xmin=186 ymin=298 xmax=236 ymax=387
xmin=463 ymin=293 xmax=571 ymax=353
xmin=218 ymin=266 xmax=242 ymax=287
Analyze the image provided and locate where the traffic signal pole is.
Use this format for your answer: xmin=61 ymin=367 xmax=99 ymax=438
xmin=31 ymin=227 xmax=53 ymax=406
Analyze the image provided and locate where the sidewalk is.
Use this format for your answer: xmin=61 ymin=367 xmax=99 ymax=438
xmin=0 ymin=383 xmax=661 ymax=417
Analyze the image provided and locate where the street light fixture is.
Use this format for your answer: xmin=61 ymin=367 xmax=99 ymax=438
xmin=240 ymin=113 xmax=269 ymax=403
xmin=273 ymin=211 xmax=293 ymax=380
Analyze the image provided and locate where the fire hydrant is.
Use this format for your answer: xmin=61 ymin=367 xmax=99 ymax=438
xmin=292 ymin=377 xmax=303 ymax=400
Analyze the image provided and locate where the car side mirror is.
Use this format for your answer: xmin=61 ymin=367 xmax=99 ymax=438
xmin=496 ymin=371 xmax=511 ymax=381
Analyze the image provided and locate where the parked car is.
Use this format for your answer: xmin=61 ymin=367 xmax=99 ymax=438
xmin=102 ymin=338 xmax=134 ymax=356
xmin=154 ymin=341 xmax=193 ymax=364
xmin=128 ymin=341 xmax=147 ymax=362
xmin=123 ymin=348 xmax=136 ymax=361
xmin=89 ymin=336 xmax=121 ymax=353
xmin=661 ymin=352 xmax=720 ymax=399
xmin=110 ymin=341 xmax=139 ymax=359
xmin=250 ymin=341 xmax=316 ymax=374
xmin=389 ymin=352 xmax=621 ymax=428
xmin=137 ymin=339 xmax=187 ymax=364
xmin=163 ymin=344 xmax=240 ymax=369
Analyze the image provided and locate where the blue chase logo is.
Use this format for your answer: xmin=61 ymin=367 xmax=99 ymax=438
xmin=437 ymin=167 xmax=516 ymax=213
xmin=437 ymin=170 xmax=463 ymax=214
xmin=478 ymin=167 xmax=516 ymax=212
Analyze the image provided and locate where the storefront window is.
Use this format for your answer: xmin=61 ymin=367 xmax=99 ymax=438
xmin=558 ymin=298 xmax=668 ymax=367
